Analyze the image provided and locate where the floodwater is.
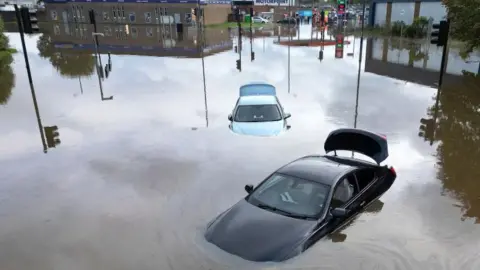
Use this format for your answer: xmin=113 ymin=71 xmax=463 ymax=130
xmin=1 ymin=24 xmax=480 ymax=270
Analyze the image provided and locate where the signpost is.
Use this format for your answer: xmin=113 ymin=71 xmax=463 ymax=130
xmin=335 ymin=33 xmax=344 ymax=59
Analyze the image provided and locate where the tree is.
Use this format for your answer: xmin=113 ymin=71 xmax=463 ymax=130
xmin=422 ymin=76 xmax=480 ymax=222
xmin=442 ymin=0 xmax=480 ymax=53
xmin=0 ymin=16 xmax=15 ymax=105
xmin=36 ymin=32 xmax=95 ymax=78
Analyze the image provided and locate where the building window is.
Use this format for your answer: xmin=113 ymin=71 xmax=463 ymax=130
xmin=53 ymin=24 xmax=60 ymax=35
xmin=185 ymin=13 xmax=192 ymax=24
xmin=104 ymin=26 xmax=112 ymax=36
xmin=112 ymin=7 xmax=117 ymax=22
xmin=145 ymin=12 xmax=152 ymax=23
xmin=129 ymin=12 xmax=136 ymax=22
xmin=103 ymin=11 xmax=109 ymax=21
xmin=131 ymin=27 xmax=138 ymax=38
xmin=146 ymin=27 xmax=153 ymax=37
xmin=51 ymin=10 xmax=57 ymax=20
xmin=121 ymin=7 xmax=125 ymax=21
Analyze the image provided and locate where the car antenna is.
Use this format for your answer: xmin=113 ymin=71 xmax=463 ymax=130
xmin=334 ymin=150 xmax=337 ymax=156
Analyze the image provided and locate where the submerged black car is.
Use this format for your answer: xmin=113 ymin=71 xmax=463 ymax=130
xmin=204 ymin=128 xmax=397 ymax=262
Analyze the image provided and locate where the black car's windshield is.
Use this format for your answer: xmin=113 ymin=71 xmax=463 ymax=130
xmin=247 ymin=173 xmax=330 ymax=219
xmin=234 ymin=105 xmax=282 ymax=122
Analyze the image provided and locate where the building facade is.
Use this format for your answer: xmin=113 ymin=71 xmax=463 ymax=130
xmin=368 ymin=0 xmax=447 ymax=27
xmin=44 ymin=0 xmax=232 ymax=26
xmin=44 ymin=0 xmax=233 ymax=57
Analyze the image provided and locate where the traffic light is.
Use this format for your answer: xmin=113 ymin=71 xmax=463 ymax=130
xmin=335 ymin=34 xmax=344 ymax=59
xmin=44 ymin=126 xmax=61 ymax=148
xmin=337 ymin=0 xmax=346 ymax=16
xmin=250 ymin=7 xmax=253 ymax=17
xmin=251 ymin=52 xmax=255 ymax=61
xmin=431 ymin=20 xmax=449 ymax=47
xmin=418 ymin=118 xmax=435 ymax=143
xmin=19 ymin=7 xmax=39 ymax=34
xmin=236 ymin=59 xmax=241 ymax=71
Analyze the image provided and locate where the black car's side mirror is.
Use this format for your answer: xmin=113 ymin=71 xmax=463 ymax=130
xmin=284 ymin=113 xmax=291 ymax=119
xmin=331 ymin=207 xmax=348 ymax=218
xmin=244 ymin=184 xmax=254 ymax=193
xmin=286 ymin=125 xmax=291 ymax=130
xmin=228 ymin=114 xmax=233 ymax=121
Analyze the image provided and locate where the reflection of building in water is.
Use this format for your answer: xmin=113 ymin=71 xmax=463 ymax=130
xmin=44 ymin=0 xmax=231 ymax=26
xmin=45 ymin=0 xmax=233 ymax=57
xmin=364 ymin=38 xmax=480 ymax=88
xmin=236 ymin=26 xmax=296 ymax=38
xmin=368 ymin=0 xmax=447 ymax=26
xmin=50 ymin=23 xmax=233 ymax=57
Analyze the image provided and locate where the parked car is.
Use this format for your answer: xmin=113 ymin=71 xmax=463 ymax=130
xmin=205 ymin=128 xmax=397 ymax=262
xmin=252 ymin=16 xmax=270 ymax=24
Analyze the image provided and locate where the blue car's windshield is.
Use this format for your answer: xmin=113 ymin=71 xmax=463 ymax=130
xmin=234 ymin=105 xmax=282 ymax=122
xmin=247 ymin=173 xmax=330 ymax=219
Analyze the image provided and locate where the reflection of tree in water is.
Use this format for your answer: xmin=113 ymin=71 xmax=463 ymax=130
xmin=0 ymin=14 xmax=15 ymax=105
xmin=37 ymin=32 xmax=95 ymax=78
xmin=0 ymin=53 xmax=15 ymax=105
xmin=389 ymin=38 xmax=427 ymax=64
xmin=421 ymin=76 xmax=480 ymax=222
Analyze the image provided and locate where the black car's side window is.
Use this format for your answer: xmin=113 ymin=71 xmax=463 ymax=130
xmin=330 ymin=176 xmax=356 ymax=209
xmin=355 ymin=169 xmax=377 ymax=191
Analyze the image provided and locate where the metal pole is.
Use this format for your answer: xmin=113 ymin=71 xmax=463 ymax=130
xmin=92 ymin=33 xmax=108 ymax=100
xmin=437 ymin=19 xmax=450 ymax=90
xmin=14 ymin=4 xmax=48 ymax=153
xmin=355 ymin=0 xmax=367 ymax=99
xmin=288 ymin=0 xmax=291 ymax=94
xmin=430 ymin=86 xmax=441 ymax=146
xmin=201 ymin=5 xmax=209 ymax=128
xmin=79 ymin=77 xmax=83 ymax=95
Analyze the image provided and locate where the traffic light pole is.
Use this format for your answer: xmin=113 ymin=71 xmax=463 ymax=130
xmin=14 ymin=4 xmax=48 ymax=153
xmin=437 ymin=19 xmax=450 ymax=90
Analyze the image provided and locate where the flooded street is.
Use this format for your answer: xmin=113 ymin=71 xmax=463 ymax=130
xmin=1 ymin=23 xmax=480 ymax=270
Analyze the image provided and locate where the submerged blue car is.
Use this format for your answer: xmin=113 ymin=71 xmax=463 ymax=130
xmin=228 ymin=83 xmax=291 ymax=136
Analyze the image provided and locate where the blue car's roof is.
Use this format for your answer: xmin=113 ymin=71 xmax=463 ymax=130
xmin=277 ymin=156 xmax=356 ymax=186
xmin=238 ymin=95 xmax=278 ymax=106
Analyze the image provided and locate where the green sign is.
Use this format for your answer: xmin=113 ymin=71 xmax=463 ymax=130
xmin=336 ymin=44 xmax=343 ymax=48
xmin=337 ymin=0 xmax=345 ymax=4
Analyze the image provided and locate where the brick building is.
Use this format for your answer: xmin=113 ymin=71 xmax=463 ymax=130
xmin=43 ymin=0 xmax=233 ymax=57
xmin=44 ymin=0 xmax=232 ymax=26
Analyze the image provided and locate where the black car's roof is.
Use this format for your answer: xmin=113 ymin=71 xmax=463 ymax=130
xmin=276 ymin=155 xmax=357 ymax=186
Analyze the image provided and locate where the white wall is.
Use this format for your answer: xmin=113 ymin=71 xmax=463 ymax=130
xmin=419 ymin=2 xmax=447 ymax=23
xmin=253 ymin=0 xmax=295 ymax=7
xmin=374 ymin=3 xmax=387 ymax=26
xmin=390 ymin=2 xmax=415 ymax=24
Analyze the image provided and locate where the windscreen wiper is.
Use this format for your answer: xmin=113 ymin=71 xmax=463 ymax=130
xmin=257 ymin=203 xmax=313 ymax=220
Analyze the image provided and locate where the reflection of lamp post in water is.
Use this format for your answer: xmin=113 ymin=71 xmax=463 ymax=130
xmin=200 ymin=4 xmax=208 ymax=128
xmin=92 ymin=32 xmax=113 ymax=101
